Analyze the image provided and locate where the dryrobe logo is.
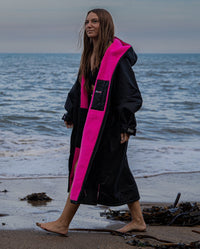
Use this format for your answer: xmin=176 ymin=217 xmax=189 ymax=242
xmin=95 ymin=90 xmax=102 ymax=94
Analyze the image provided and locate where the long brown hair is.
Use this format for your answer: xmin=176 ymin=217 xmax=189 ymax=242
xmin=79 ymin=9 xmax=115 ymax=93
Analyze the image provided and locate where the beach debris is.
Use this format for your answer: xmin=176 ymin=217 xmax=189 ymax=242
xmin=173 ymin=192 xmax=181 ymax=208
xmin=69 ymin=228 xmax=172 ymax=243
xmin=0 ymin=189 xmax=8 ymax=193
xmin=100 ymin=209 xmax=131 ymax=221
xmin=127 ymin=239 xmax=150 ymax=247
xmin=70 ymin=228 xmax=200 ymax=249
xmin=0 ymin=214 xmax=9 ymax=217
xmin=20 ymin=192 xmax=52 ymax=202
xmin=100 ymin=194 xmax=200 ymax=226
xmin=192 ymin=230 xmax=200 ymax=235
xmin=59 ymin=227 xmax=200 ymax=248
xmin=131 ymin=235 xmax=172 ymax=243
xmin=143 ymin=202 xmax=200 ymax=226
xmin=69 ymin=228 xmax=129 ymax=237
xmin=127 ymin=239 xmax=200 ymax=249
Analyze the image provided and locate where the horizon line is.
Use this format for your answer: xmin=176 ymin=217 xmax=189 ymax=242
xmin=0 ymin=52 xmax=200 ymax=55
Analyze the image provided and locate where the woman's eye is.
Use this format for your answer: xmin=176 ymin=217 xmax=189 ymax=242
xmin=85 ymin=19 xmax=99 ymax=25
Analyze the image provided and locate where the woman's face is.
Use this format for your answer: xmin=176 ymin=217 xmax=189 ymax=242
xmin=85 ymin=12 xmax=100 ymax=39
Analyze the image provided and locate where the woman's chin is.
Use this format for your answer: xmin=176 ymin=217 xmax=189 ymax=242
xmin=87 ymin=33 xmax=98 ymax=38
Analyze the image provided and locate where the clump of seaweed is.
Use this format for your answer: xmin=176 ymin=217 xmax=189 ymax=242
xmin=100 ymin=209 xmax=131 ymax=221
xmin=20 ymin=192 xmax=52 ymax=202
xmin=0 ymin=189 xmax=8 ymax=193
xmin=143 ymin=201 xmax=200 ymax=226
xmin=100 ymin=193 xmax=200 ymax=226
xmin=127 ymin=239 xmax=200 ymax=249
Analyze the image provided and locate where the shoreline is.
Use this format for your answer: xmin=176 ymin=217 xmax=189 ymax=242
xmin=1 ymin=172 xmax=200 ymax=248
xmin=1 ymin=169 xmax=200 ymax=180
xmin=0 ymin=172 xmax=200 ymax=231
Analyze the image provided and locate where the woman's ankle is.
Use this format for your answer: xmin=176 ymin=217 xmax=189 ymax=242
xmin=56 ymin=218 xmax=69 ymax=227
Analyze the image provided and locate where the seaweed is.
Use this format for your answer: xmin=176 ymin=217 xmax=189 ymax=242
xmin=20 ymin=192 xmax=52 ymax=204
xmin=0 ymin=189 xmax=8 ymax=193
xmin=100 ymin=193 xmax=200 ymax=226
xmin=127 ymin=239 xmax=200 ymax=249
xmin=143 ymin=202 xmax=200 ymax=226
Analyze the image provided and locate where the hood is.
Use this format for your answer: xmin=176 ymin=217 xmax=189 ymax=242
xmin=114 ymin=37 xmax=137 ymax=66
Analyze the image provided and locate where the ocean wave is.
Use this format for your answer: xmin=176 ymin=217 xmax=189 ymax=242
xmin=1 ymin=53 xmax=200 ymax=180
xmin=0 ymin=131 xmax=70 ymax=158
xmin=159 ymin=127 xmax=200 ymax=135
xmin=0 ymin=146 xmax=68 ymax=158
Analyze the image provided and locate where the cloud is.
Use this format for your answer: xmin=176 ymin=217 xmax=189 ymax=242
xmin=0 ymin=0 xmax=199 ymax=52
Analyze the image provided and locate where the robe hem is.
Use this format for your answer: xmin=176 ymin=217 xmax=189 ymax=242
xmin=70 ymin=197 xmax=140 ymax=206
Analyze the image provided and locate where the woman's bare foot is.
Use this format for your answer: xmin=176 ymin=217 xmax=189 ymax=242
xmin=36 ymin=220 xmax=68 ymax=236
xmin=117 ymin=220 xmax=146 ymax=233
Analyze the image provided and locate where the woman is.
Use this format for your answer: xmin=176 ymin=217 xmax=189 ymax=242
xmin=36 ymin=8 xmax=146 ymax=235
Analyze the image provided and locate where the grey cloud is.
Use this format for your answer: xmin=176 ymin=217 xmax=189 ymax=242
xmin=0 ymin=0 xmax=200 ymax=52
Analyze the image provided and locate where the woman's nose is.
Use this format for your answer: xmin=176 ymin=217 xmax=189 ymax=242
xmin=87 ymin=21 xmax=92 ymax=27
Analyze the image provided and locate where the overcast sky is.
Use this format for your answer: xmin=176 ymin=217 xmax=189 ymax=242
xmin=0 ymin=0 xmax=200 ymax=53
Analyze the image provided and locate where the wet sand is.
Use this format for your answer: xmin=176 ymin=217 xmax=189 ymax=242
xmin=0 ymin=226 xmax=200 ymax=249
xmin=0 ymin=173 xmax=200 ymax=248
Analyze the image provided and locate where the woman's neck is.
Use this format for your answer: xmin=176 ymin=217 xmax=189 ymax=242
xmin=92 ymin=38 xmax=98 ymax=53
xmin=90 ymin=39 xmax=98 ymax=71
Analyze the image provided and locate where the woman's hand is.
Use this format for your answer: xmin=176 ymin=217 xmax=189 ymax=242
xmin=120 ymin=133 xmax=130 ymax=144
xmin=64 ymin=121 xmax=73 ymax=128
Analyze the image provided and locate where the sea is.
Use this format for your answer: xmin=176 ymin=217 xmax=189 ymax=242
xmin=0 ymin=53 xmax=200 ymax=179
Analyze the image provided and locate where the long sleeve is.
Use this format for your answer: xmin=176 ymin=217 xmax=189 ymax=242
xmin=62 ymin=77 xmax=80 ymax=124
xmin=114 ymin=57 xmax=142 ymax=135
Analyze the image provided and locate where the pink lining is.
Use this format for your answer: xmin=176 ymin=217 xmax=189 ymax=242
xmin=70 ymin=37 xmax=131 ymax=202
xmin=69 ymin=147 xmax=80 ymax=189
xmin=80 ymin=75 xmax=88 ymax=108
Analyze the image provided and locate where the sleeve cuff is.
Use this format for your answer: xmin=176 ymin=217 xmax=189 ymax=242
xmin=120 ymin=126 xmax=136 ymax=136
xmin=127 ymin=127 xmax=136 ymax=136
xmin=62 ymin=113 xmax=73 ymax=124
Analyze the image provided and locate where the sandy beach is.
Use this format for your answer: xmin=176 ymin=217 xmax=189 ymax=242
xmin=0 ymin=227 xmax=200 ymax=249
xmin=0 ymin=173 xmax=200 ymax=248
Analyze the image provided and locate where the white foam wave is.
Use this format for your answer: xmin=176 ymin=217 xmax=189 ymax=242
xmin=0 ymin=131 xmax=70 ymax=158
